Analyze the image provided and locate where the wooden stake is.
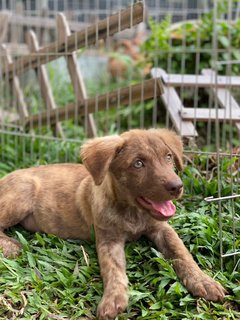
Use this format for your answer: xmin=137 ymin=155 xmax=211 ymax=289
xmin=56 ymin=13 xmax=97 ymax=138
xmin=1 ymin=44 xmax=28 ymax=124
xmin=27 ymin=30 xmax=64 ymax=138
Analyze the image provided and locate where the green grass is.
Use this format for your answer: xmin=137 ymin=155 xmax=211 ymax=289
xmin=0 ymin=134 xmax=239 ymax=319
xmin=1 ymin=213 xmax=240 ymax=319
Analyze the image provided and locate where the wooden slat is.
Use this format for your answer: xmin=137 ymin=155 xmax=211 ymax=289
xmin=151 ymin=68 xmax=197 ymax=137
xmin=3 ymin=2 xmax=144 ymax=81
xmin=0 ymin=12 xmax=10 ymax=43
xmin=181 ymin=108 xmax=240 ymax=121
xmin=202 ymin=69 xmax=240 ymax=134
xmin=9 ymin=13 xmax=89 ymax=31
xmin=24 ymin=78 xmax=163 ymax=128
xmin=161 ymin=73 xmax=240 ymax=88
xmin=27 ymin=30 xmax=64 ymax=138
xmin=1 ymin=44 xmax=29 ymax=123
xmin=56 ymin=13 xmax=96 ymax=138
xmin=4 ymin=43 xmax=29 ymax=56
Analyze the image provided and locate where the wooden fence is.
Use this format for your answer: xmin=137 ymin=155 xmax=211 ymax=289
xmin=152 ymin=68 xmax=240 ymax=137
xmin=1 ymin=2 xmax=164 ymax=138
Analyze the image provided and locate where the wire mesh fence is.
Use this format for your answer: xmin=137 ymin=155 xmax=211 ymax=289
xmin=0 ymin=0 xmax=239 ymax=269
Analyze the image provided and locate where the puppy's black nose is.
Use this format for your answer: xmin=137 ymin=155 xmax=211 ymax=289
xmin=165 ymin=180 xmax=183 ymax=195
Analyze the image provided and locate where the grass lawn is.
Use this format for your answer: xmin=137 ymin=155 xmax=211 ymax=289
xmin=0 ymin=135 xmax=239 ymax=319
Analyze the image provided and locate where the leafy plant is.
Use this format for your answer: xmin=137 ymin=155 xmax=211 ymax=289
xmin=142 ymin=1 xmax=240 ymax=75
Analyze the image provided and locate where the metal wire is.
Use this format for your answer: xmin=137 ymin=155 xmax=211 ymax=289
xmin=0 ymin=0 xmax=239 ymax=269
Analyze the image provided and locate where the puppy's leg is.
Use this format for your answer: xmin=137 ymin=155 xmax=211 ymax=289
xmin=147 ymin=223 xmax=226 ymax=301
xmin=0 ymin=196 xmax=29 ymax=257
xmin=96 ymin=231 xmax=128 ymax=320
xmin=0 ymin=230 xmax=22 ymax=257
xmin=0 ymin=175 xmax=36 ymax=257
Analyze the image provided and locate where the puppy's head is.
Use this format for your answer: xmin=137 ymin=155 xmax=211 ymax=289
xmin=80 ymin=129 xmax=184 ymax=221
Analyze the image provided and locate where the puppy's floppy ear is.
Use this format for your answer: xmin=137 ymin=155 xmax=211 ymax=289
xmin=80 ymin=135 xmax=124 ymax=185
xmin=151 ymin=128 xmax=184 ymax=171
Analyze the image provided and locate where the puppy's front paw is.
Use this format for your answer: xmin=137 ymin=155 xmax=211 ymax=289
xmin=97 ymin=291 xmax=128 ymax=320
xmin=0 ymin=237 xmax=21 ymax=258
xmin=184 ymin=273 xmax=226 ymax=302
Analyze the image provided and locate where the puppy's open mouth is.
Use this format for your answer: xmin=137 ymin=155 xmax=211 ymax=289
xmin=137 ymin=196 xmax=176 ymax=220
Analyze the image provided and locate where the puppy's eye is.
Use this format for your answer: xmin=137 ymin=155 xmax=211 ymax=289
xmin=166 ymin=153 xmax=173 ymax=162
xmin=133 ymin=160 xmax=144 ymax=168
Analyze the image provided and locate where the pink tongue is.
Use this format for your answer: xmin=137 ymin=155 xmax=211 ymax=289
xmin=149 ymin=200 xmax=176 ymax=217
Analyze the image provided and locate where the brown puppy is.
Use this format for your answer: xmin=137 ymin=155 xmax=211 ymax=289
xmin=0 ymin=129 xmax=225 ymax=319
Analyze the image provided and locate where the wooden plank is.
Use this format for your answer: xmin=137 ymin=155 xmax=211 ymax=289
xmin=161 ymin=73 xmax=240 ymax=88
xmin=27 ymin=30 xmax=64 ymax=138
xmin=9 ymin=13 xmax=88 ymax=32
xmin=0 ymin=12 xmax=10 ymax=43
xmin=23 ymin=78 xmax=163 ymax=128
xmin=151 ymin=68 xmax=197 ymax=137
xmin=3 ymin=2 xmax=145 ymax=81
xmin=56 ymin=13 xmax=96 ymax=138
xmin=181 ymin=108 xmax=240 ymax=121
xmin=202 ymin=69 xmax=240 ymax=134
xmin=4 ymin=43 xmax=29 ymax=56
xmin=1 ymin=44 xmax=28 ymax=123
